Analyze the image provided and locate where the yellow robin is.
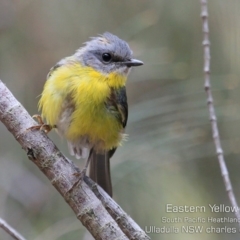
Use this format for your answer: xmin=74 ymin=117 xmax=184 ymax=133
xmin=36 ymin=32 xmax=143 ymax=196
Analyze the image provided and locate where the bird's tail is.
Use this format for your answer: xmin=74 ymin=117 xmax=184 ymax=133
xmin=89 ymin=151 xmax=112 ymax=197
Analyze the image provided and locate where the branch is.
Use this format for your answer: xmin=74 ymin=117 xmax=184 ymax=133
xmin=85 ymin=177 xmax=149 ymax=239
xmin=0 ymin=217 xmax=26 ymax=240
xmin=200 ymin=0 xmax=240 ymax=224
xmin=0 ymin=80 xmax=150 ymax=240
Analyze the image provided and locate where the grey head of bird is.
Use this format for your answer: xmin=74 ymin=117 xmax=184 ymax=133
xmin=75 ymin=32 xmax=143 ymax=75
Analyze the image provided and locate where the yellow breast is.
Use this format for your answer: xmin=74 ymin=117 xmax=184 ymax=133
xmin=39 ymin=60 xmax=127 ymax=150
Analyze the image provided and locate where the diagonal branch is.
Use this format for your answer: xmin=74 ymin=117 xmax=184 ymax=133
xmin=0 ymin=79 xmax=150 ymax=240
xmin=85 ymin=177 xmax=149 ymax=240
xmin=0 ymin=218 xmax=26 ymax=240
xmin=200 ymin=0 xmax=240 ymax=224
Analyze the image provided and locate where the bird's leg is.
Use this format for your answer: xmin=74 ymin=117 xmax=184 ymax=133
xmin=68 ymin=149 xmax=94 ymax=194
xmin=27 ymin=114 xmax=53 ymax=134
xmin=80 ymin=148 xmax=94 ymax=181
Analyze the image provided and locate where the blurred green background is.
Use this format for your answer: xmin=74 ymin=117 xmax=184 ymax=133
xmin=1 ymin=0 xmax=240 ymax=239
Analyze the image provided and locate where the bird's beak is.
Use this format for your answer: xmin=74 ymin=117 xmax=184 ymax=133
xmin=124 ymin=59 xmax=144 ymax=67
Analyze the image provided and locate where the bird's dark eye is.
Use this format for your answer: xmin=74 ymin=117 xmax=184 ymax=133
xmin=102 ymin=53 xmax=112 ymax=63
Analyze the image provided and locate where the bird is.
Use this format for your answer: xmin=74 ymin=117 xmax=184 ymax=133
xmin=35 ymin=32 xmax=143 ymax=197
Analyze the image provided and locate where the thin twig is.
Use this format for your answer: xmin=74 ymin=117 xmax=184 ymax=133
xmin=0 ymin=217 xmax=26 ymax=240
xmin=200 ymin=0 xmax=240 ymax=224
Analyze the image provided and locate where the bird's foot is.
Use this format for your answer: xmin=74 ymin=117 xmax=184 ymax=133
xmin=27 ymin=114 xmax=52 ymax=133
